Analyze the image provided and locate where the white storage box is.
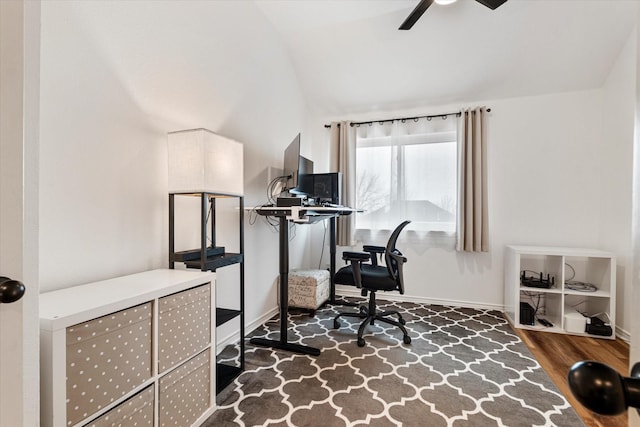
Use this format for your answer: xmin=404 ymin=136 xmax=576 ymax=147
xmin=564 ymin=307 xmax=587 ymax=334
xmin=284 ymin=269 xmax=330 ymax=313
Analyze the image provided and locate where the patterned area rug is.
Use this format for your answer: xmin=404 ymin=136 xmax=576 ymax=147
xmin=205 ymin=300 xmax=584 ymax=427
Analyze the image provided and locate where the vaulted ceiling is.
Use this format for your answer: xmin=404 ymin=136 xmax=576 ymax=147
xmin=48 ymin=1 xmax=638 ymax=121
xmin=255 ymin=0 xmax=638 ymax=116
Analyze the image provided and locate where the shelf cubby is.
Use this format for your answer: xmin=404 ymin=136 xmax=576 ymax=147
xmin=505 ymin=245 xmax=616 ymax=339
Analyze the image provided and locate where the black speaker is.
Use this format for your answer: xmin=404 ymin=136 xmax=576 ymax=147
xmin=520 ymin=302 xmax=535 ymax=326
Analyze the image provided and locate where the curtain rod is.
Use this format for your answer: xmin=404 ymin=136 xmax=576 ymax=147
xmin=323 ymin=108 xmax=491 ymax=129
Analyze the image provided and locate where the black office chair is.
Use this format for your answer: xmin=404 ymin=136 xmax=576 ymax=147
xmin=333 ymin=220 xmax=411 ymax=347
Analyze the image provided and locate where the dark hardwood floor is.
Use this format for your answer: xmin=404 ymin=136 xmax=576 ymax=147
xmin=516 ymin=328 xmax=630 ymax=427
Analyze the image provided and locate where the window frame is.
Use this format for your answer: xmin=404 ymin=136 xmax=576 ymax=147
xmin=354 ymin=125 xmax=458 ymax=245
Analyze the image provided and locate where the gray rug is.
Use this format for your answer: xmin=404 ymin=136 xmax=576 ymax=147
xmin=205 ymin=300 xmax=584 ymax=427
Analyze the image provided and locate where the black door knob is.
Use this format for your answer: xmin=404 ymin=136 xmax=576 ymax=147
xmin=568 ymin=360 xmax=640 ymax=416
xmin=0 ymin=276 xmax=26 ymax=304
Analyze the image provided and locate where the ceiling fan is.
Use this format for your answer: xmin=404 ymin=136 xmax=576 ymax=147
xmin=399 ymin=0 xmax=508 ymax=30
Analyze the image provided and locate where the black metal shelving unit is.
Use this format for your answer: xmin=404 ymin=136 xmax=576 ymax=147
xmin=169 ymin=192 xmax=245 ymax=395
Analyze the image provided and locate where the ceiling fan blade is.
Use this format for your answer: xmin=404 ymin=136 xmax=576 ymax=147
xmin=399 ymin=0 xmax=434 ymax=30
xmin=475 ymin=0 xmax=508 ymax=10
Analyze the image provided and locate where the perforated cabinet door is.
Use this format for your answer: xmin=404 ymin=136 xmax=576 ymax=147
xmin=66 ymin=302 xmax=152 ymax=426
xmin=159 ymin=349 xmax=211 ymax=427
xmin=85 ymin=385 xmax=154 ymax=427
xmin=158 ymin=284 xmax=211 ymax=373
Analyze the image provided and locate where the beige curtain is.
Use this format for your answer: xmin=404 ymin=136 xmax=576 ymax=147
xmin=456 ymin=107 xmax=489 ymax=252
xmin=329 ymin=121 xmax=356 ymax=246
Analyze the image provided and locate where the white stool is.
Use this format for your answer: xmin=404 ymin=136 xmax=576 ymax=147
xmin=285 ymin=269 xmax=330 ymax=316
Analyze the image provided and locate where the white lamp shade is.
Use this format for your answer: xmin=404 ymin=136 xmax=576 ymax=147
xmin=168 ymin=128 xmax=244 ymax=196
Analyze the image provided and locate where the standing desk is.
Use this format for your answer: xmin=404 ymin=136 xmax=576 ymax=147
xmin=250 ymin=205 xmax=357 ymax=356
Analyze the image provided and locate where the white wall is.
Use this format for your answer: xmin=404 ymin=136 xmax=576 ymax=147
xmin=37 ymin=1 xmax=639 ymax=344
xmin=600 ymin=28 xmax=636 ymax=342
xmin=311 ymin=85 xmax=635 ymax=334
xmin=38 ymin=1 xmax=311 ymax=336
xmin=631 ymin=9 xmax=640 ymax=427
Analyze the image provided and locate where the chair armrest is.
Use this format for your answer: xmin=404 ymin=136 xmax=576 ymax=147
xmin=363 ymin=245 xmax=385 ymax=266
xmin=362 ymin=245 xmax=385 ymax=254
xmin=389 ymin=251 xmax=408 ymax=294
xmin=389 ymin=251 xmax=408 ymax=264
xmin=341 ymin=251 xmax=369 ymax=288
xmin=342 ymin=251 xmax=371 ymax=262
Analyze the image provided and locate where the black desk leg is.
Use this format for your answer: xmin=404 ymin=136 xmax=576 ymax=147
xmin=250 ymin=216 xmax=320 ymax=356
xmin=329 ymin=216 xmax=336 ymax=302
xmin=328 ymin=216 xmax=357 ymax=307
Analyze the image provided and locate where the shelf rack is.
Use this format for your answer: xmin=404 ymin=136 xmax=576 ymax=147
xmin=504 ymin=245 xmax=616 ymax=339
xmin=169 ymin=191 xmax=245 ymax=394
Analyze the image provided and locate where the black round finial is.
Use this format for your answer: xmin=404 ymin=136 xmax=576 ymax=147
xmin=0 ymin=277 xmax=26 ymax=304
xmin=568 ymin=361 xmax=630 ymax=415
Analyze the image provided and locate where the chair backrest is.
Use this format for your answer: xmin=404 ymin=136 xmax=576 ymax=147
xmin=384 ymin=220 xmax=411 ymax=294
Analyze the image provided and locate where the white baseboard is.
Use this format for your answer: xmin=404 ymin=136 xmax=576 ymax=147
xmin=616 ymin=325 xmax=630 ymax=343
xmin=216 ymin=307 xmax=279 ymax=354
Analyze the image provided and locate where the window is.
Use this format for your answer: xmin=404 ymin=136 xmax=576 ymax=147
xmin=355 ymin=118 xmax=458 ymax=237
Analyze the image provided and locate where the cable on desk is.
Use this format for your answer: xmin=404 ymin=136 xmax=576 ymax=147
xmin=565 ymin=281 xmax=598 ymax=292
xmin=289 ymin=222 xmax=297 ymax=241
xmin=251 ymin=174 xmax=285 ymax=231
xmin=248 ymin=206 xmax=259 ymax=225
xmin=264 ymin=212 xmax=280 ymax=231
xmin=318 ymin=221 xmax=328 ymax=269
xmin=267 ymin=175 xmax=287 ymax=206
xmin=565 ymin=263 xmax=576 ymax=282
xmin=565 ymin=262 xmax=598 ymax=292
xmin=522 ymin=290 xmax=544 ymax=318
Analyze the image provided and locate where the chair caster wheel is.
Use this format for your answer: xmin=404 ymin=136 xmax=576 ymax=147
xmin=403 ymin=335 xmax=411 ymax=344
xmin=357 ymin=338 xmax=366 ymax=347
xmin=333 ymin=320 xmax=340 ymax=329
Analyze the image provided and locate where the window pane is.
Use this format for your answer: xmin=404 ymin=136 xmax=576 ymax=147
xmin=355 ymin=138 xmax=456 ymax=233
xmin=404 ymin=142 xmax=456 ymax=232
xmin=356 ymin=145 xmax=391 ymax=211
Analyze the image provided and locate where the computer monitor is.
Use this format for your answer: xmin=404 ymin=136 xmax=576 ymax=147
xmin=291 ymin=156 xmax=313 ymax=196
xmin=282 ymin=133 xmax=314 ymax=195
xmin=283 ymin=133 xmax=301 ymax=191
xmin=311 ymin=172 xmax=342 ymax=204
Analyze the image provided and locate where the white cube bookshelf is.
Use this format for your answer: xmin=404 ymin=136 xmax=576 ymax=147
xmin=504 ymin=245 xmax=616 ymax=339
xmin=39 ymin=269 xmax=217 ymax=427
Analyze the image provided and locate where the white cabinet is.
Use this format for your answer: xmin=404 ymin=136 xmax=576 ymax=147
xmin=504 ymin=245 xmax=616 ymax=339
xmin=40 ymin=269 xmax=216 ymax=427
